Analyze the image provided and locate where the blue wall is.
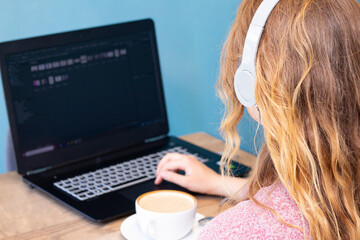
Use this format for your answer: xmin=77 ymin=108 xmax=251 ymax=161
xmin=0 ymin=0 xmax=262 ymax=174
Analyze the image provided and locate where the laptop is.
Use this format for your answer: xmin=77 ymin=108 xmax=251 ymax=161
xmin=0 ymin=19 xmax=251 ymax=222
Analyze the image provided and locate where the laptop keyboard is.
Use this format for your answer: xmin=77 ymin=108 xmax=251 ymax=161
xmin=53 ymin=146 xmax=209 ymax=201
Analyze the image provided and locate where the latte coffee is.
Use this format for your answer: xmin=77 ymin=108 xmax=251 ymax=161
xmin=137 ymin=190 xmax=196 ymax=213
xmin=135 ymin=190 xmax=197 ymax=239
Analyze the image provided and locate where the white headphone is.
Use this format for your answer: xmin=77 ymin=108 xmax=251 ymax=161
xmin=234 ymin=0 xmax=280 ymax=107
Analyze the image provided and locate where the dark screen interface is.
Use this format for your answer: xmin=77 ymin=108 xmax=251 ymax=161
xmin=6 ymin=32 xmax=163 ymax=158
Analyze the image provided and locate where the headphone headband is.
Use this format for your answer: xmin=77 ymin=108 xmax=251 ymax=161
xmin=234 ymin=0 xmax=280 ymax=107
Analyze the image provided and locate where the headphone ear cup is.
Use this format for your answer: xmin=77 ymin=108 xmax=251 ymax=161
xmin=234 ymin=67 xmax=256 ymax=107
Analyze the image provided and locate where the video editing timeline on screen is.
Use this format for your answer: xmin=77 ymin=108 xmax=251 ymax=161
xmin=6 ymin=32 xmax=163 ymax=158
xmin=30 ymin=48 xmax=127 ymax=89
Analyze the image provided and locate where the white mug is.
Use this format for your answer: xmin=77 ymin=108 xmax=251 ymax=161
xmin=135 ymin=190 xmax=197 ymax=240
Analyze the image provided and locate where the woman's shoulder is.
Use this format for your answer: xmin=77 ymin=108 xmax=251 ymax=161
xmin=199 ymin=182 xmax=310 ymax=240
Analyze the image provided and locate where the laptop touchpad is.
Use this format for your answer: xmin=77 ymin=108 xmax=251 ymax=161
xmin=118 ymin=180 xmax=187 ymax=201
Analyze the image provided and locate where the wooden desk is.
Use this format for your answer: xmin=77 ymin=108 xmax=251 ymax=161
xmin=0 ymin=132 xmax=255 ymax=240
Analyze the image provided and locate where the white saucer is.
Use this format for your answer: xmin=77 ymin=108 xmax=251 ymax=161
xmin=120 ymin=213 xmax=205 ymax=240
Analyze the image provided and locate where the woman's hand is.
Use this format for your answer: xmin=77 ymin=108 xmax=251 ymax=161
xmin=154 ymin=153 xmax=221 ymax=195
xmin=155 ymin=152 xmax=250 ymax=198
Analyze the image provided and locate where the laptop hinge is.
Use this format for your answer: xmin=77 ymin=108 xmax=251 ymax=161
xmin=145 ymin=135 xmax=167 ymax=143
xmin=26 ymin=166 xmax=53 ymax=176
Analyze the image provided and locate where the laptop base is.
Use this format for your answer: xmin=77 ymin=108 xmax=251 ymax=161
xmin=23 ymin=136 xmax=250 ymax=222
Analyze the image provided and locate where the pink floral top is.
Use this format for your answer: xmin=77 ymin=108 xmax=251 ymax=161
xmin=199 ymin=182 xmax=310 ymax=239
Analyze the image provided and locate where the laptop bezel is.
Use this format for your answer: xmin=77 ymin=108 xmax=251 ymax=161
xmin=0 ymin=19 xmax=169 ymax=175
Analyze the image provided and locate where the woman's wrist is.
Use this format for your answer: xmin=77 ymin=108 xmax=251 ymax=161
xmin=206 ymin=173 xmax=224 ymax=196
xmin=207 ymin=174 xmax=249 ymax=199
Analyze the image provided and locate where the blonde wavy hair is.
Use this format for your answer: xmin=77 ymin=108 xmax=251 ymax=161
xmin=218 ymin=0 xmax=360 ymax=239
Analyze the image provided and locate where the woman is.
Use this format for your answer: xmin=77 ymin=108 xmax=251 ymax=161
xmin=156 ymin=0 xmax=360 ymax=239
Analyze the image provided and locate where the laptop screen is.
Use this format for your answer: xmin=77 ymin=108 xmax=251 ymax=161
xmin=0 ymin=19 xmax=169 ymax=174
